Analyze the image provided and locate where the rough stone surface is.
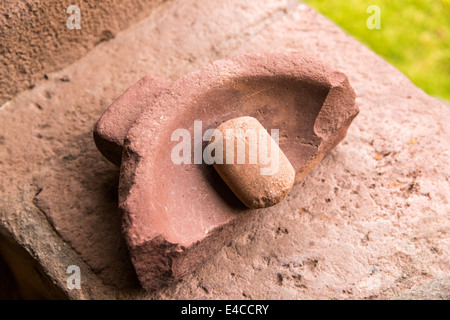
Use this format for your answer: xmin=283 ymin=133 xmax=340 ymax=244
xmin=0 ymin=0 xmax=166 ymax=105
xmin=394 ymin=277 xmax=450 ymax=300
xmin=94 ymin=76 xmax=170 ymax=165
xmin=0 ymin=0 xmax=449 ymax=299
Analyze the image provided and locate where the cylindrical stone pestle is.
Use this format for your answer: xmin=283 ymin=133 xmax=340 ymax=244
xmin=208 ymin=116 xmax=295 ymax=208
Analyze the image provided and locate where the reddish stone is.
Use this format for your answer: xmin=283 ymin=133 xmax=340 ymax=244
xmin=94 ymin=52 xmax=359 ymax=290
xmin=94 ymin=76 xmax=170 ymax=165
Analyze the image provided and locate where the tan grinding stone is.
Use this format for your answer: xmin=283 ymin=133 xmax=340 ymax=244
xmin=210 ymin=116 xmax=295 ymax=208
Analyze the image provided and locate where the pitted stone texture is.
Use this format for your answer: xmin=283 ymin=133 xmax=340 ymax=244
xmin=0 ymin=0 xmax=167 ymax=106
xmin=0 ymin=0 xmax=448 ymax=299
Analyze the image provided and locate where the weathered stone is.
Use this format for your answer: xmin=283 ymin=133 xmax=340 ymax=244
xmin=94 ymin=76 xmax=170 ymax=165
xmin=0 ymin=0 xmax=448 ymax=299
xmin=0 ymin=0 xmax=167 ymax=105
xmin=394 ymin=277 xmax=450 ymax=300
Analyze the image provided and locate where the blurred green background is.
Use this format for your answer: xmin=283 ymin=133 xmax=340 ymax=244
xmin=302 ymin=0 xmax=450 ymax=102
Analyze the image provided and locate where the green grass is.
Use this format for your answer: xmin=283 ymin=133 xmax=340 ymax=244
xmin=302 ymin=0 xmax=450 ymax=101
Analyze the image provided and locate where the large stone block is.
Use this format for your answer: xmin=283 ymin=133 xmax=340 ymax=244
xmin=0 ymin=0 xmax=448 ymax=299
